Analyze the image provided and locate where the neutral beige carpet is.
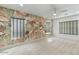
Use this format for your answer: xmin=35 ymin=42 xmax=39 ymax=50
xmin=1 ymin=37 xmax=79 ymax=55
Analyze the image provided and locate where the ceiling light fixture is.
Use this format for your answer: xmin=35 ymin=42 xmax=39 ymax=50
xmin=53 ymin=13 xmax=56 ymax=16
xmin=20 ymin=4 xmax=23 ymax=6
xmin=53 ymin=7 xmax=57 ymax=16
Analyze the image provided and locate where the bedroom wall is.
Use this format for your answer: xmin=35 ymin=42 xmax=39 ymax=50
xmin=0 ymin=6 xmax=45 ymax=45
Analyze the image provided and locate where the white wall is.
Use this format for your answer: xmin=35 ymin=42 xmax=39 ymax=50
xmin=53 ymin=14 xmax=79 ymax=40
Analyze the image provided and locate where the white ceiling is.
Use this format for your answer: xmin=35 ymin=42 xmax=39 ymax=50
xmin=0 ymin=4 xmax=79 ymax=19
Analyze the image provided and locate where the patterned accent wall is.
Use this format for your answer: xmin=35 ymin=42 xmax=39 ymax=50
xmin=0 ymin=6 xmax=46 ymax=46
xmin=0 ymin=7 xmax=14 ymax=21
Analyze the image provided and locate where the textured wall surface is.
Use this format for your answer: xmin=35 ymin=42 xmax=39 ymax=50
xmin=0 ymin=6 xmax=46 ymax=47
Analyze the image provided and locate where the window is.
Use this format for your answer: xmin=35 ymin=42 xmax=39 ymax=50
xmin=59 ymin=20 xmax=78 ymax=35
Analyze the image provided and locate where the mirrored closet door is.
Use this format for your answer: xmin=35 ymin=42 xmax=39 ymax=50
xmin=11 ymin=17 xmax=25 ymax=40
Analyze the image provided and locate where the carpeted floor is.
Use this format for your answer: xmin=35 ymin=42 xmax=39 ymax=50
xmin=1 ymin=37 xmax=79 ymax=55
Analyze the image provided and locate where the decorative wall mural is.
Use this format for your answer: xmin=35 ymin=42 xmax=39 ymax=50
xmin=26 ymin=16 xmax=46 ymax=40
xmin=0 ymin=22 xmax=5 ymax=31
xmin=0 ymin=6 xmax=46 ymax=48
xmin=13 ymin=11 xmax=25 ymax=18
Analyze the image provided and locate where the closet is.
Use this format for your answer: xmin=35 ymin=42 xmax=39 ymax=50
xmin=11 ymin=17 xmax=25 ymax=40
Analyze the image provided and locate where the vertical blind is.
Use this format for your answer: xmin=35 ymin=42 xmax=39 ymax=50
xmin=11 ymin=17 xmax=25 ymax=40
xmin=59 ymin=20 xmax=78 ymax=35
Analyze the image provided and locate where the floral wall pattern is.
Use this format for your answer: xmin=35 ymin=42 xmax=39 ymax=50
xmin=0 ymin=6 xmax=46 ymax=48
